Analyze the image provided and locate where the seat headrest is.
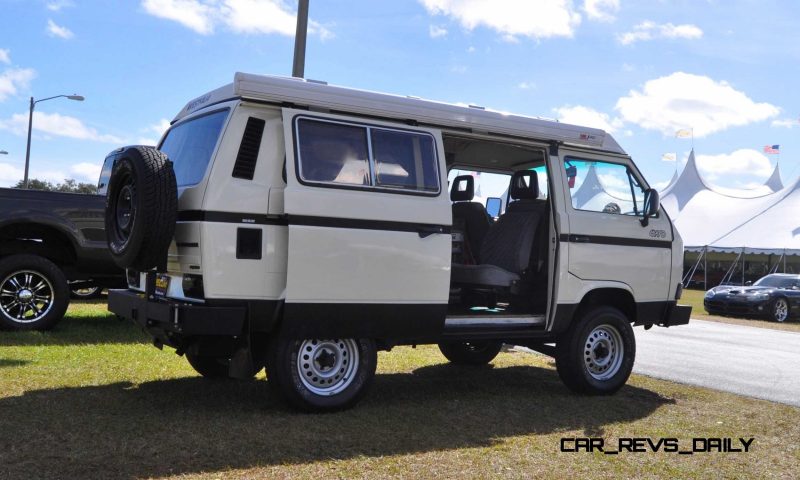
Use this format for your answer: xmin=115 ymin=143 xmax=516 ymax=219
xmin=450 ymin=175 xmax=475 ymax=202
xmin=510 ymin=170 xmax=539 ymax=200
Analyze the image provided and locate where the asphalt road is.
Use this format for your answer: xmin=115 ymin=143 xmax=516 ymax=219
xmin=633 ymin=319 xmax=800 ymax=407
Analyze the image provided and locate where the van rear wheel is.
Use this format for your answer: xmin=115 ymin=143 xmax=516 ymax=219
xmin=438 ymin=340 xmax=503 ymax=365
xmin=555 ymin=306 xmax=635 ymax=395
xmin=267 ymin=336 xmax=377 ymax=412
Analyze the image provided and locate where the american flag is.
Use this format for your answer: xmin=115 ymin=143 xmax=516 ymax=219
xmin=764 ymin=145 xmax=780 ymax=154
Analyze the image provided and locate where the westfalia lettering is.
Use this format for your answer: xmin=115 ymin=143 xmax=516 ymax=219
xmin=560 ymin=437 xmax=754 ymax=454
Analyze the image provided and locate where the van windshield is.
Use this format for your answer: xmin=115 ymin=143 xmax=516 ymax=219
xmin=159 ymin=109 xmax=228 ymax=186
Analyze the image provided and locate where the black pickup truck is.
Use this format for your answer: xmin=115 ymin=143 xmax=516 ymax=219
xmin=0 ymin=188 xmax=122 ymax=330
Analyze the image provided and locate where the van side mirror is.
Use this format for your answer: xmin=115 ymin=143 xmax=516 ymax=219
xmin=485 ymin=197 xmax=502 ymax=218
xmin=640 ymin=188 xmax=660 ymax=227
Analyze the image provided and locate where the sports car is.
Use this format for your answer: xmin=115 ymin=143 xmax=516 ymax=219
xmin=703 ymin=273 xmax=800 ymax=322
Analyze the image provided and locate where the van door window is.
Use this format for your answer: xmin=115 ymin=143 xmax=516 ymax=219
xmin=296 ymin=119 xmax=370 ymax=186
xmin=159 ymin=109 xmax=228 ymax=187
xmin=295 ymin=116 xmax=441 ymax=194
xmin=564 ymin=158 xmax=645 ymax=215
xmin=371 ymin=129 xmax=438 ymax=193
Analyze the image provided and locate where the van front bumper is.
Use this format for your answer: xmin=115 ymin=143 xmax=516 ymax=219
xmin=108 ymin=289 xmax=246 ymax=347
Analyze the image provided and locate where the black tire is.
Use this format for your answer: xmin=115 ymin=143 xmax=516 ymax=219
xmin=70 ymin=285 xmax=103 ymax=299
xmin=0 ymin=254 xmax=70 ymax=331
xmin=104 ymin=146 xmax=177 ymax=270
xmin=185 ymin=353 xmax=231 ymax=378
xmin=267 ymin=336 xmax=377 ymax=412
xmin=770 ymin=297 xmax=789 ymax=323
xmin=438 ymin=340 xmax=504 ymax=365
xmin=555 ymin=306 xmax=635 ymax=395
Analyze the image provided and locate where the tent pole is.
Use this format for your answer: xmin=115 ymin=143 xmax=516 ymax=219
xmin=784 ymin=249 xmax=787 ymax=273
xmin=704 ymin=246 xmax=707 ymax=289
xmin=741 ymin=248 xmax=745 ymax=286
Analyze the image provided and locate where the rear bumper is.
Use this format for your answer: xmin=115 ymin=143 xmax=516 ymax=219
xmin=660 ymin=303 xmax=691 ymax=327
xmin=108 ymin=289 xmax=246 ymax=347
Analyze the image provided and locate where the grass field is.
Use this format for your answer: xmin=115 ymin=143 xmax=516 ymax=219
xmin=1 ymin=301 xmax=799 ymax=479
xmin=682 ymin=289 xmax=800 ymax=333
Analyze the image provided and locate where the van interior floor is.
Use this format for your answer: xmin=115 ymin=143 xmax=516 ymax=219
xmin=443 ymin=301 xmax=546 ymax=336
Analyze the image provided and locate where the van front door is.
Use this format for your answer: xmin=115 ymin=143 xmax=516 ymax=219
xmin=280 ymin=108 xmax=452 ymax=340
xmin=558 ymin=151 xmax=673 ymax=307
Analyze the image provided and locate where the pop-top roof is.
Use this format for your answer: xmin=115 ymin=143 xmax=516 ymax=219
xmin=174 ymin=72 xmax=626 ymax=155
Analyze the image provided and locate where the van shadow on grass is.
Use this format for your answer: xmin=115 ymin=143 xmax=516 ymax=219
xmin=0 ymin=363 xmax=674 ymax=479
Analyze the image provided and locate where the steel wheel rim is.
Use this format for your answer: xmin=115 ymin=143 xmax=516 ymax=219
xmin=774 ymin=299 xmax=788 ymax=322
xmin=297 ymin=339 xmax=359 ymax=396
xmin=584 ymin=324 xmax=624 ymax=381
xmin=112 ymin=175 xmax=136 ymax=248
xmin=0 ymin=270 xmax=54 ymax=324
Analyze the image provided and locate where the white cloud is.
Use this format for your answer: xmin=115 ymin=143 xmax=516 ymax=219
xmin=554 ymin=104 xmax=623 ymax=132
xmin=0 ymin=111 xmax=124 ymax=143
xmin=142 ymin=0 xmax=216 ymax=34
xmin=450 ymin=65 xmax=467 ymax=74
xmin=0 ymin=163 xmax=24 ymax=183
xmin=618 ymin=20 xmax=703 ymax=45
xmin=137 ymin=118 xmax=172 ymax=144
xmin=419 ymin=0 xmax=582 ymax=40
xmin=771 ymin=118 xmax=798 ymax=128
xmin=0 ymin=49 xmax=9 ymax=65
xmin=615 ymin=72 xmax=779 ymax=137
xmin=47 ymin=19 xmax=74 ymax=39
xmin=517 ymin=81 xmax=536 ymax=90
xmin=46 ymin=0 xmax=74 ymax=11
xmin=695 ymin=149 xmax=773 ymax=180
xmin=0 ymin=68 xmax=36 ymax=102
xmin=466 ymin=46 xmax=476 ymax=53
xmin=583 ymin=0 xmax=619 ymax=22
xmin=141 ymin=0 xmax=333 ymax=39
xmin=429 ymin=24 xmax=448 ymax=38
xmin=70 ymin=162 xmax=102 ymax=182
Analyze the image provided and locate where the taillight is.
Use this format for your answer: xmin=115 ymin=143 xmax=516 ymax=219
xmin=182 ymin=274 xmax=204 ymax=299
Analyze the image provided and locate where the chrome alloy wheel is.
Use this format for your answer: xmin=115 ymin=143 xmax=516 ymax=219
xmin=773 ymin=298 xmax=789 ymax=322
xmin=0 ymin=270 xmax=54 ymax=324
xmin=296 ymin=339 xmax=359 ymax=396
xmin=584 ymin=324 xmax=625 ymax=381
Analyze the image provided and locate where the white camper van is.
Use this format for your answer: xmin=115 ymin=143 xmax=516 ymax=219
xmin=103 ymin=73 xmax=690 ymax=411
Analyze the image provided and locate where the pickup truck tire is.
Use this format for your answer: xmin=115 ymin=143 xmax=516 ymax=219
xmin=0 ymin=254 xmax=70 ymax=331
xmin=438 ymin=340 xmax=503 ymax=365
xmin=185 ymin=353 xmax=231 ymax=378
xmin=267 ymin=336 xmax=377 ymax=412
xmin=555 ymin=306 xmax=635 ymax=395
xmin=105 ymin=146 xmax=177 ymax=271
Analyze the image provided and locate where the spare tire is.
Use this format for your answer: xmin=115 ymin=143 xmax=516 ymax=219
xmin=104 ymin=146 xmax=177 ymax=270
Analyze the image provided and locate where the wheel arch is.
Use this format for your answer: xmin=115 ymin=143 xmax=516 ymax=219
xmin=0 ymin=221 xmax=78 ymax=266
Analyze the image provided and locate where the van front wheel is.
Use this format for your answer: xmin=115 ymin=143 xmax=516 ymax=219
xmin=555 ymin=306 xmax=635 ymax=395
xmin=267 ymin=337 xmax=377 ymax=412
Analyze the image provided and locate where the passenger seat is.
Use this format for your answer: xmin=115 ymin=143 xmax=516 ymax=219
xmin=450 ymin=175 xmax=493 ymax=263
xmin=451 ymin=171 xmax=546 ymax=288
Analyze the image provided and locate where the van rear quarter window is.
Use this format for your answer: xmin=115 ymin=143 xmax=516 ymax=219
xmin=371 ymin=129 xmax=438 ymax=192
xmin=159 ymin=109 xmax=229 ymax=187
xmin=297 ymin=119 xmax=370 ymax=186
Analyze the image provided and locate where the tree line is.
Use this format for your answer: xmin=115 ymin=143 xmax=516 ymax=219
xmin=12 ymin=178 xmax=97 ymax=194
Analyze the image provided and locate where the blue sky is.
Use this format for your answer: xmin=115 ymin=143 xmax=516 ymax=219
xmin=0 ymin=0 xmax=798 ymax=190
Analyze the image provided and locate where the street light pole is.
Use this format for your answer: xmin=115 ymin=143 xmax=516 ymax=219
xmin=23 ymin=94 xmax=84 ymax=189
xmin=292 ymin=0 xmax=310 ymax=78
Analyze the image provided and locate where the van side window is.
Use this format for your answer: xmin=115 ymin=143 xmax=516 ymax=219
xmin=564 ymin=158 xmax=645 ymax=215
xmin=297 ymin=119 xmax=370 ymax=186
xmin=295 ymin=117 xmax=441 ymax=194
xmin=371 ymin=129 xmax=438 ymax=192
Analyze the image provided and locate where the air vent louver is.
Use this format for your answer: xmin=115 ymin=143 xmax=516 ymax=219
xmin=232 ymin=117 xmax=266 ymax=180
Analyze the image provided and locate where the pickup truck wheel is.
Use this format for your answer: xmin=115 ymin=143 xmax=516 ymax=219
xmin=0 ymin=254 xmax=69 ymax=331
xmin=70 ymin=285 xmax=103 ymax=299
xmin=555 ymin=306 xmax=635 ymax=395
xmin=267 ymin=337 xmax=377 ymax=412
xmin=105 ymin=146 xmax=177 ymax=271
xmin=185 ymin=353 xmax=230 ymax=378
xmin=438 ymin=340 xmax=503 ymax=365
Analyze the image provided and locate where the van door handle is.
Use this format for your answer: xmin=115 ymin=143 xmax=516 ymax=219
xmin=570 ymin=235 xmax=590 ymax=243
xmin=418 ymin=225 xmax=444 ymax=238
